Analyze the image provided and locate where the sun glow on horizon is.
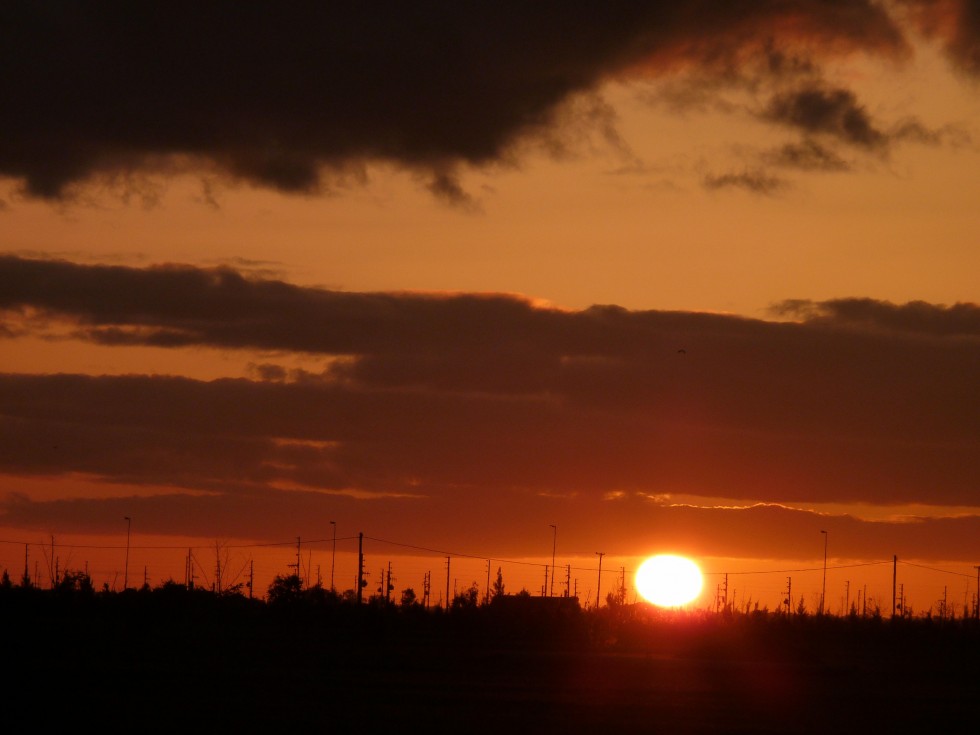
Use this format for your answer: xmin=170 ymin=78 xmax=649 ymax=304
xmin=635 ymin=554 xmax=704 ymax=608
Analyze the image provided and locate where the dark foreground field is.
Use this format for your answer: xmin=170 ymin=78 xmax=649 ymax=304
xmin=4 ymin=587 xmax=978 ymax=733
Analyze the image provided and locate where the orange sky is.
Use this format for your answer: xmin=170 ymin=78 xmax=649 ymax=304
xmin=1 ymin=2 xmax=978 ymax=607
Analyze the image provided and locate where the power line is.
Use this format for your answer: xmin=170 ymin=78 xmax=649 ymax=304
xmin=704 ymin=561 xmax=894 ymax=576
xmin=899 ymin=560 xmax=975 ymax=578
xmin=363 ymin=535 xmax=551 ymax=569
xmin=0 ymin=535 xmax=360 ymax=552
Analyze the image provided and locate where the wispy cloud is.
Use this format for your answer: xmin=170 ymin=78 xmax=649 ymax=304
xmin=764 ymin=139 xmax=852 ymax=172
xmin=703 ymin=169 xmax=787 ymax=194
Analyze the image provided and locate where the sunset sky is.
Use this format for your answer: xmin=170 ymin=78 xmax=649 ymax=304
xmin=1 ymin=2 xmax=978 ymax=608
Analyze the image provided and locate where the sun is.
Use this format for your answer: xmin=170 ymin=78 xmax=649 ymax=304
xmin=635 ymin=554 xmax=704 ymax=607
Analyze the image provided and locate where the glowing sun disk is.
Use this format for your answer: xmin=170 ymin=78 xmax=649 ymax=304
xmin=635 ymin=554 xmax=703 ymax=607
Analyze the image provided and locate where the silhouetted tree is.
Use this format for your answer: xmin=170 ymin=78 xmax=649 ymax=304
xmin=491 ymin=567 xmax=505 ymax=599
xmin=796 ymin=595 xmax=808 ymax=617
xmin=221 ymin=581 xmax=246 ymax=597
xmin=1 ymin=569 xmax=11 ymax=590
xmin=400 ymin=587 xmax=418 ymax=607
xmin=267 ymin=573 xmax=303 ymax=604
xmin=55 ymin=570 xmax=95 ymax=595
xmin=452 ymin=582 xmax=480 ymax=610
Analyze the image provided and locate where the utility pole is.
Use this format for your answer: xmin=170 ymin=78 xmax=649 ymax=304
xmin=565 ymin=564 xmax=571 ymax=598
xmin=23 ymin=544 xmax=29 ymax=588
xmin=293 ymin=537 xmax=301 ymax=582
xmin=785 ymin=577 xmax=792 ymax=615
xmin=423 ymin=571 xmax=430 ymax=609
xmin=620 ymin=567 xmax=626 ymax=605
xmin=445 ymin=556 xmax=451 ymax=609
xmin=549 ymin=524 xmax=557 ymax=597
xmin=249 ymin=559 xmax=254 ymax=600
xmin=485 ymin=559 xmax=491 ymax=605
xmin=356 ymin=532 xmax=364 ymax=604
xmin=819 ymin=530 xmax=828 ymax=615
xmin=124 ymin=516 xmax=132 ymax=591
xmin=330 ymin=521 xmax=337 ymax=591
xmin=386 ymin=561 xmax=393 ymax=603
xmin=974 ymin=566 xmax=979 ymax=620
xmin=898 ymin=583 xmax=905 ymax=618
xmin=595 ymin=552 xmax=605 ymax=609
xmin=845 ymin=580 xmax=850 ymax=616
xmin=215 ymin=541 xmax=222 ymax=594
xmin=892 ymin=555 xmax=897 ymax=619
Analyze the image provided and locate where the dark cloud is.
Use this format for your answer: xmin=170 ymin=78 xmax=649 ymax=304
xmin=0 ymin=255 xmax=561 ymax=355
xmin=0 ymin=1 xmax=908 ymax=200
xmin=702 ymin=169 xmax=787 ymax=194
xmin=764 ymin=85 xmax=887 ymax=148
xmin=1 ymin=258 xmax=979 ymax=527
xmin=425 ymin=170 xmax=481 ymax=211
xmin=646 ymin=41 xmax=822 ymax=115
xmin=3 ymin=482 xmax=980 ymax=563
xmin=771 ymin=297 xmax=980 ymax=336
xmin=247 ymin=363 xmax=289 ymax=383
xmin=902 ymin=0 xmax=980 ymax=75
xmin=943 ymin=0 xmax=980 ymax=72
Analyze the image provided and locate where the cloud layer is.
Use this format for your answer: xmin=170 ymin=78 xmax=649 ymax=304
xmin=1 ymin=1 xmax=946 ymax=200
xmin=1 ymin=256 xmax=978 ymax=557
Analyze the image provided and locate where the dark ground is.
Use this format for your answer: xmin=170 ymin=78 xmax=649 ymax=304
xmin=3 ymin=588 xmax=977 ymax=733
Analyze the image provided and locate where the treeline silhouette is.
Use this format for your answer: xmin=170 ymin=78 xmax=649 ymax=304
xmin=4 ymin=567 xmax=980 ymax=651
xmin=3 ymin=570 xmax=979 ymax=733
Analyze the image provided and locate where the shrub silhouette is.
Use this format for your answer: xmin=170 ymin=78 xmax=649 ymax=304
xmin=267 ymin=573 xmax=303 ymax=604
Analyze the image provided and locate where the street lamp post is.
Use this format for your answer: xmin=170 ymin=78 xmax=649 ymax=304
xmin=820 ymin=529 xmax=828 ymax=615
xmin=595 ymin=551 xmax=605 ymax=609
xmin=549 ymin=524 xmax=557 ymax=597
xmin=124 ymin=516 xmax=132 ymax=591
xmin=330 ymin=520 xmax=337 ymax=591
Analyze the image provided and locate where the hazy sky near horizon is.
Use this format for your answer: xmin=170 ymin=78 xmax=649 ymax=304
xmin=1 ymin=1 xmax=979 ymax=570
